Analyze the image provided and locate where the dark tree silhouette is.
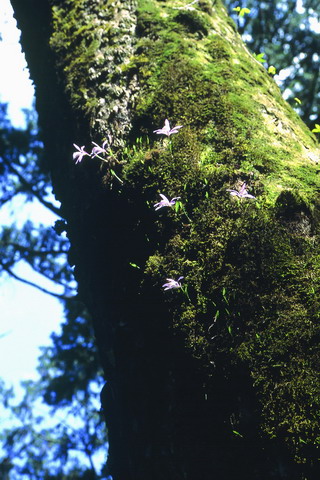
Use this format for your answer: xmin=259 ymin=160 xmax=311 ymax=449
xmin=0 ymin=105 xmax=107 ymax=477
xmin=9 ymin=1 xmax=320 ymax=479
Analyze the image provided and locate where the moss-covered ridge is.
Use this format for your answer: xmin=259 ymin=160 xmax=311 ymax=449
xmin=122 ymin=136 xmax=320 ymax=465
xmin=48 ymin=0 xmax=319 ymax=205
xmin=116 ymin=0 xmax=320 ymax=467
xmin=129 ymin=0 xmax=319 ymax=196
xmin=47 ymin=0 xmax=320 ymax=471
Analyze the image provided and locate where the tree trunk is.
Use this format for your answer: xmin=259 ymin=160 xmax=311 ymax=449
xmin=10 ymin=0 xmax=320 ymax=478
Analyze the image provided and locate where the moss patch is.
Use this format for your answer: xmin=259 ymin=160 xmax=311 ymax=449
xmin=45 ymin=0 xmax=320 ymax=471
xmin=114 ymin=0 xmax=320 ymax=466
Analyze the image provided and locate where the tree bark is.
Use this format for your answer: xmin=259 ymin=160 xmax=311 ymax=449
xmin=10 ymin=0 xmax=320 ymax=478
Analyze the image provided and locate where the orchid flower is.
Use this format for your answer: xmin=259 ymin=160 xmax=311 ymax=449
xmin=91 ymin=140 xmax=108 ymax=158
xmin=73 ymin=144 xmax=90 ymax=164
xmin=153 ymin=119 xmax=183 ymax=136
xmin=227 ymin=182 xmax=256 ymax=199
xmin=154 ymin=194 xmax=181 ymax=211
xmin=162 ymin=276 xmax=184 ymax=291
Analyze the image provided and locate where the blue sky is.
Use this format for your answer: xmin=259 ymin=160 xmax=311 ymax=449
xmin=0 ymin=0 xmax=64 ymax=394
xmin=0 ymin=1 xmax=34 ymax=127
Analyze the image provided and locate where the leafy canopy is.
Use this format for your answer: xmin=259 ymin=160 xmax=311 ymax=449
xmin=226 ymin=0 xmax=320 ymax=126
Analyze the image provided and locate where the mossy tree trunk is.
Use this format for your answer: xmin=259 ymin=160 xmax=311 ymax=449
xmin=11 ymin=0 xmax=320 ymax=478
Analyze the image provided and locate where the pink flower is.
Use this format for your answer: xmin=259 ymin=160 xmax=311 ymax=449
xmin=154 ymin=194 xmax=181 ymax=210
xmin=91 ymin=140 xmax=108 ymax=158
xmin=73 ymin=144 xmax=90 ymax=164
xmin=153 ymin=119 xmax=183 ymax=136
xmin=162 ymin=277 xmax=184 ymax=290
xmin=227 ymin=182 xmax=256 ymax=199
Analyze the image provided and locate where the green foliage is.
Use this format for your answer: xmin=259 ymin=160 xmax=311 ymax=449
xmin=233 ymin=6 xmax=251 ymax=17
xmin=0 ymin=106 xmax=49 ymax=208
xmin=225 ymin=0 xmax=320 ymax=126
xmin=0 ymin=376 xmax=107 ymax=479
xmin=253 ymin=52 xmax=266 ymax=63
xmin=267 ymin=65 xmax=276 ymax=75
xmin=39 ymin=300 xmax=102 ymax=407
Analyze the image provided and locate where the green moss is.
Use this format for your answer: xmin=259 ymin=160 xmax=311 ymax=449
xmin=126 ymin=10 xmax=320 ymax=455
xmin=237 ymin=295 xmax=320 ymax=459
xmin=275 ymin=190 xmax=311 ymax=218
xmin=173 ymin=10 xmax=211 ymax=37
xmin=136 ymin=0 xmax=164 ymax=37
xmin=50 ymin=2 xmax=100 ymax=115
xmin=144 ymin=253 xmax=165 ymax=277
xmin=49 ymin=0 xmax=320 ymax=468
xmin=130 ymin=0 xmax=319 ymax=219
xmin=123 ymin=122 xmax=320 ymax=460
xmin=198 ymin=0 xmax=214 ymax=15
xmin=205 ymin=34 xmax=233 ymax=60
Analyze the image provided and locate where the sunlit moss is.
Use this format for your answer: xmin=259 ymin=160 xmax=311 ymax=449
xmin=48 ymin=0 xmax=320 ymax=468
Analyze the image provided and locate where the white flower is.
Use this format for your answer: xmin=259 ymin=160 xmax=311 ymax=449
xmin=227 ymin=182 xmax=256 ymax=199
xmin=154 ymin=194 xmax=181 ymax=211
xmin=162 ymin=277 xmax=184 ymax=290
xmin=153 ymin=119 xmax=183 ymax=136
xmin=73 ymin=144 xmax=90 ymax=164
xmin=91 ymin=140 xmax=108 ymax=157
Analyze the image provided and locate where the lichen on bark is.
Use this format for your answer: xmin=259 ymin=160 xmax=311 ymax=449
xmin=49 ymin=0 xmax=139 ymax=142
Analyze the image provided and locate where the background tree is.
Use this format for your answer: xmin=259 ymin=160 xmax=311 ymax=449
xmin=0 ymin=375 xmax=107 ymax=479
xmin=6 ymin=0 xmax=320 ymax=479
xmin=0 ymin=104 xmax=108 ymax=477
xmin=226 ymin=0 xmax=320 ymax=126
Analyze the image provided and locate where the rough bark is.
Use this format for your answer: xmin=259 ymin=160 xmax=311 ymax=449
xmin=10 ymin=0 xmax=320 ymax=479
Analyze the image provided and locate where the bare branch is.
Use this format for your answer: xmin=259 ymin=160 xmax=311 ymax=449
xmin=0 ymin=261 xmax=72 ymax=301
xmin=2 ymin=242 xmax=68 ymax=256
xmin=2 ymin=159 xmax=62 ymax=217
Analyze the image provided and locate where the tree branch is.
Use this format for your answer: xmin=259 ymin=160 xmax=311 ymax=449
xmin=2 ymin=159 xmax=62 ymax=217
xmin=0 ymin=261 xmax=72 ymax=300
xmin=2 ymin=242 xmax=68 ymax=256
